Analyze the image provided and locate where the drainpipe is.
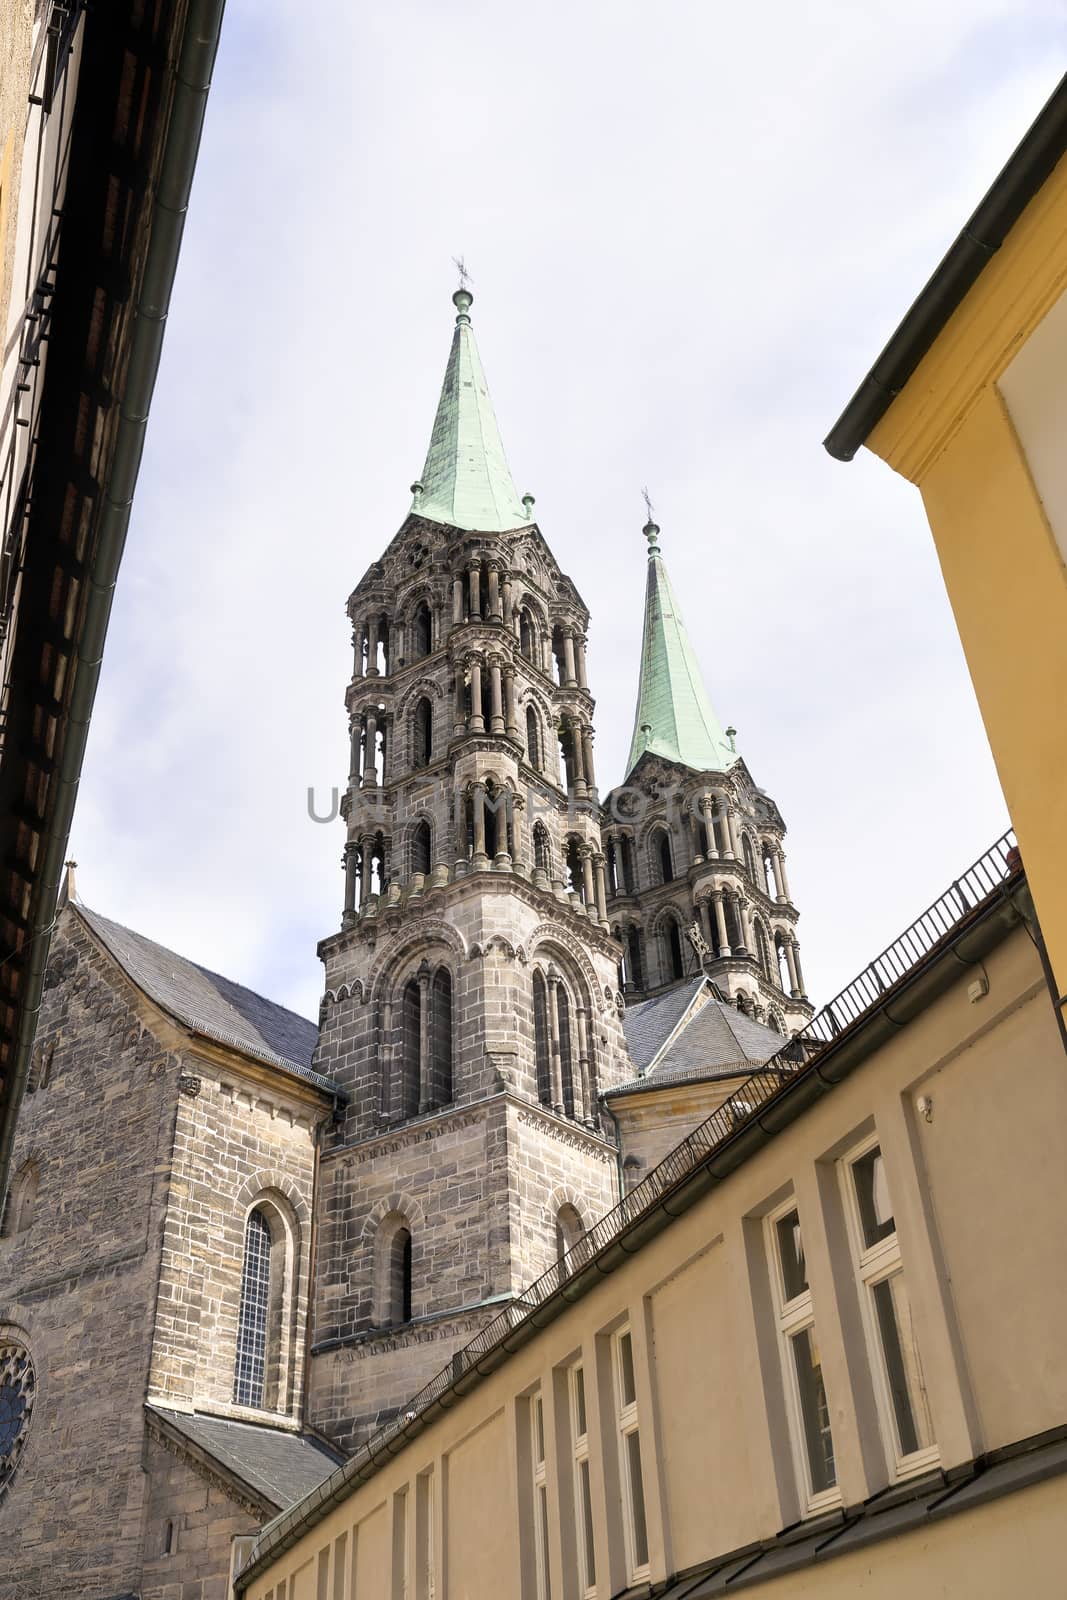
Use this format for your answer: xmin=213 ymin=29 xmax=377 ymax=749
xmin=0 ymin=0 xmax=228 ymax=1202
xmin=599 ymin=1095 xmax=625 ymax=1203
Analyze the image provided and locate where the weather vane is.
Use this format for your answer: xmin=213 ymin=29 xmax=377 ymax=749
xmin=452 ymin=255 xmax=473 ymax=290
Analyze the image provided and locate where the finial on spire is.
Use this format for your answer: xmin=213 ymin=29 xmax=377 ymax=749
xmin=452 ymin=257 xmax=474 ymax=323
xmin=522 ymin=492 xmax=535 ymax=520
xmin=641 ymin=487 xmax=660 ymax=551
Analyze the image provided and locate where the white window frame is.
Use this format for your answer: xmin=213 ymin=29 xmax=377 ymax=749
xmin=611 ymin=1326 xmax=650 ymax=1585
xmin=765 ymin=1197 xmax=841 ymax=1516
xmin=569 ymin=1363 xmax=597 ymax=1598
xmin=840 ymin=1132 xmax=939 ymax=1480
xmin=531 ymin=1391 xmax=551 ymax=1600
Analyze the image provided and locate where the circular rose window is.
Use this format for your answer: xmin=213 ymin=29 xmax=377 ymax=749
xmin=0 ymin=1342 xmax=35 ymax=1499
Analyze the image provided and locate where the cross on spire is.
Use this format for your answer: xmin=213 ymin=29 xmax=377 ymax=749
xmin=452 ymin=255 xmax=473 ymax=291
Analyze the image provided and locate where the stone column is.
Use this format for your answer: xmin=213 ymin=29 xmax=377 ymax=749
xmin=488 ymin=656 xmax=505 ymax=733
xmin=501 ymin=574 xmax=513 ymax=623
xmin=469 ymin=657 xmax=485 ymax=732
xmin=562 ymin=631 xmax=578 ymax=687
xmin=366 ymin=616 xmax=379 ymax=677
xmin=712 ymin=889 xmax=730 ymax=958
xmin=343 ymin=842 xmax=358 ymax=925
xmin=468 ymin=561 xmax=481 ymax=621
xmin=575 ymin=1007 xmax=591 ymax=1125
xmin=453 ymin=673 xmax=466 ymax=737
xmin=487 ymin=563 xmax=501 ymax=620
xmin=546 ymin=972 xmax=565 ymax=1113
xmin=700 ymin=796 xmax=717 ymax=859
xmin=689 ymin=812 xmax=704 ymax=865
xmin=790 ymin=938 xmax=806 ymax=996
xmin=359 ymin=835 xmax=373 ymax=905
xmin=471 ymin=782 xmax=487 ymax=862
xmin=777 ymin=848 xmax=792 ymax=903
xmin=784 ymin=937 xmax=801 ymax=997
xmin=418 ymin=963 xmax=432 ymax=1113
xmin=503 ymin=665 xmax=519 ymax=736
xmin=362 ymin=710 xmax=378 ymax=787
xmin=348 ymin=717 xmax=360 ymax=786
xmin=580 ymin=845 xmax=596 ymax=911
xmin=541 ymin=632 xmax=553 ymax=675
xmin=593 ymin=854 xmax=609 ymax=925
xmin=580 ymin=725 xmax=596 ymax=793
xmin=452 ymin=576 xmax=464 ymax=626
xmin=569 ymin=719 xmax=587 ymax=792
xmin=701 ymin=898 xmax=715 ymax=950
xmin=738 ymin=894 xmax=753 ymax=955
xmin=510 ymin=794 xmax=525 ymax=872
xmin=576 ymin=636 xmax=588 ymax=689
xmin=727 ymin=806 xmax=742 ymax=861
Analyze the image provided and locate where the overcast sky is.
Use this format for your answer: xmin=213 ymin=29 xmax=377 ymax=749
xmin=70 ymin=3 xmax=1063 ymax=1023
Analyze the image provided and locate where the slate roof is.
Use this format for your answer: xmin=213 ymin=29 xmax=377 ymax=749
xmin=148 ymin=1406 xmax=342 ymax=1512
xmin=617 ymin=976 xmax=783 ymax=1093
xmin=77 ymin=903 xmax=341 ymax=1098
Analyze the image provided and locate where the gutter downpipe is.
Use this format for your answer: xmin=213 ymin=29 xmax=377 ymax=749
xmin=0 ymin=0 xmax=227 ymax=1202
xmin=599 ymin=1094 xmax=625 ymax=1204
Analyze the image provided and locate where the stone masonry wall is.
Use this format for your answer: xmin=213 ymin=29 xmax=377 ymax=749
xmin=0 ymin=907 xmax=177 ymax=1598
xmin=139 ymin=1428 xmax=266 ymax=1600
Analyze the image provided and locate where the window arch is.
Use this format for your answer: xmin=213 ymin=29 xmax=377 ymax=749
xmin=430 ymin=969 xmax=453 ymax=1105
xmin=533 ymin=822 xmax=551 ymax=876
xmin=234 ymin=1207 xmax=276 ymax=1409
xmin=622 ymin=1154 xmax=644 ymax=1194
xmin=411 ymin=819 xmax=432 ymax=877
xmin=411 ymin=600 xmax=432 ymax=660
xmin=662 ymin=918 xmax=685 ymax=982
xmin=399 ymin=978 xmax=421 ymax=1117
xmin=743 ymin=833 xmax=757 ymax=881
xmin=4 ymin=1161 xmax=37 ymax=1237
xmin=533 ymin=970 xmax=552 ymax=1106
xmin=755 ymin=921 xmax=772 ymax=981
xmin=526 ymin=705 xmax=541 ymax=769
xmin=555 ymin=1203 xmax=584 ymax=1259
xmin=519 ymin=606 xmax=535 ymax=662
xmin=652 ymin=828 xmax=674 ymax=885
xmin=412 ymin=696 xmax=433 ymax=767
xmin=374 ymin=1212 xmax=415 ymax=1327
xmin=557 ymin=984 xmax=576 ymax=1118
xmin=626 ymin=926 xmax=646 ymax=990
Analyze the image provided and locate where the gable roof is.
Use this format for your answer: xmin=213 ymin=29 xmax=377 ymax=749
xmin=618 ymin=975 xmax=783 ymax=1091
xmin=148 ymin=1406 xmax=342 ymax=1513
xmin=75 ymin=903 xmax=341 ymax=1099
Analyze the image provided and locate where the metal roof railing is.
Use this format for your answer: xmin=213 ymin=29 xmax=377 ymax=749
xmin=242 ymin=827 xmax=1020 ymax=1577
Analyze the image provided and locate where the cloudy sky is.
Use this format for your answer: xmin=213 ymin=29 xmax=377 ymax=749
xmin=70 ymin=2 xmax=1063 ymax=1022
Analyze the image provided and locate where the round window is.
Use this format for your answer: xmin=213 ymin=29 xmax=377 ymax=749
xmin=0 ymin=1341 xmax=36 ymax=1499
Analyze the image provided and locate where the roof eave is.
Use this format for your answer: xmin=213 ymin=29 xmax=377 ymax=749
xmin=824 ymin=73 xmax=1067 ymax=463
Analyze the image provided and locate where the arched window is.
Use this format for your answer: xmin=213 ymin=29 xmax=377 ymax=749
xmin=533 ymin=971 xmax=552 ymax=1106
xmin=519 ymin=608 xmax=535 ymax=661
xmin=776 ymin=936 xmax=792 ymax=993
xmin=557 ymin=985 xmax=575 ymax=1118
xmin=654 ymin=829 xmax=674 ymax=884
xmin=555 ymin=1203 xmax=584 ymax=1259
xmin=767 ymin=1009 xmax=785 ymax=1035
xmin=622 ymin=1155 xmax=644 ymax=1194
xmin=564 ymin=836 xmax=582 ymax=896
xmin=626 ymin=926 xmax=645 ymax=990
xmin=413 ymin=697 xmax=433 ymax=767
xmin=400 ymin=978 xmax=421 ymax=1117
xmin=411 ymin=601 xmax=432 ymax=660
xmin=533 ymin=822 xmax=551 ymax=875
xmin=743 ymin=834 xmax=756 ymax=881
xmin=411 ymin=820 xmax=432 ymax=877
xmin=664 ymin=919 xmax=685 ymax=982
xmin=391 ymin=1228 xmax=413 ymax=1324
xmin=755 ymin=922 xmax=772 ymax=980
xmin=764 ymin=847 xmax=778 ymax=900
xmin=234 ymin=1208 xmax=273 ymax=1408
xmin=551 ymin=625 xmax=567 ymax=686
xmin=5 ymin=1161 xmax=37 ymax=1236
xmin=430 ymin=969 xmax=453 ymax=1105
xmin=526 ymin=705 xmax=540 ymax=768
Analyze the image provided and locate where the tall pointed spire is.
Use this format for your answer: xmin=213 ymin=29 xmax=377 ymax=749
xmin=625 ymin=516 xmax=737 ymax=777
xmin=409 ymin=288 xmax=529 ymax=534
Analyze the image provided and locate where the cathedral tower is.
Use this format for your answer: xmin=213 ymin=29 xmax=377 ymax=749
xmin=309 ymin=290 xmax=633 ymax=1449
xmin=602 ymin=518 xmax=813 ymax=1036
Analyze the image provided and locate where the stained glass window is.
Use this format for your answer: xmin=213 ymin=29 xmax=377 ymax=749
xmin=0 ymin=1342 xmax=35 ymax=1500
xmin=234 ymin=1209 xmax=272 ymax=1408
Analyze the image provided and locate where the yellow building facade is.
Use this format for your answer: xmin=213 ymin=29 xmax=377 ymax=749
xmin=826 ymin=76 xmax=1067 ymax=1041
xmin=233 ymin=836 xmax=1067 ymax=1599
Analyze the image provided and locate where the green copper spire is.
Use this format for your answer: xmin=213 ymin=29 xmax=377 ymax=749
xmin=410 ymin=288 xmax=529 ymax=534
xmin=625 ymin=518 xmax=737 ymax=777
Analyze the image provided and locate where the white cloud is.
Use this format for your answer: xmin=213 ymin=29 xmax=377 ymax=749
xmin=71 ymin=0 xmax=1059 ymax=1021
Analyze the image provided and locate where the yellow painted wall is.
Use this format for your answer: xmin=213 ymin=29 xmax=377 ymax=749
xmin=866 ymin=149 xmax=1067 ymax=1027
